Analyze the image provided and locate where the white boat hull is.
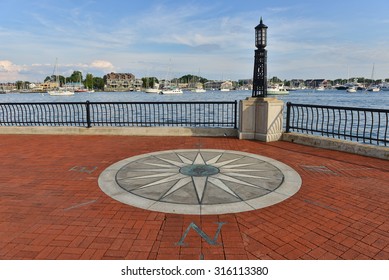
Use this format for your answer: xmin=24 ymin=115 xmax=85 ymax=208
xmin=367 ymin=87 xmax=380 ymax=92
xmin=267 ymin=83 xmax=289 ymax=95
xmin=144 ymin=88 xmax=160 ymax=94
xmin=191 ymin=89 xmax=206 ymax=93
xmin=267 ymin=89 xmax=289 ymax=95
xmin=48 ymin=90 xmax=74 ymax=96
xmin=160 ymin=89 xmax=183 ymax=95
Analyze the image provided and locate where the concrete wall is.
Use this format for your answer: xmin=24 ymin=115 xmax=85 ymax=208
xmin=282 ymin=132 xmax=389 ymax=160
xmin=0 ymin=126 xmax=238 ymax=138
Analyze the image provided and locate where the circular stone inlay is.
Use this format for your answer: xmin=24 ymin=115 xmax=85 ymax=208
xmin=98 ymin=149 xmax=302 ymax=215
xmin=180 ymin=164 xmax=219 ymax=177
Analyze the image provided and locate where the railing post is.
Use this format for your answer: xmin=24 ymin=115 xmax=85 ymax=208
xmin=86 ymin=101 xmax=91 ymax=128
xmin=234 ymin=100 xmax=238 ymax=129
xmin=286 ymin=102 xmax=291 ymax=133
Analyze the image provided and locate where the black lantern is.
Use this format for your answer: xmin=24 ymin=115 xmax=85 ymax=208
xmin=255 ymin=17 xmax=268 ymax=48
xmin=252 ymin=17 xmax=268 ymax=97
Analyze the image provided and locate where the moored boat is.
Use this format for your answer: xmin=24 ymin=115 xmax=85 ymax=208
xmin=379 ymin=82 xmax=389 ymax=91
xmin=159 ymin=87 xmax=183 ymax=95
xmin=267 ymin=83 xmax=289 ymax=95
xmin=47 ymin=58 xmax=74 ymax=96
xmin=366 ymin=85 xmax=380 ymax=92
xmin=145 ymin=88 xmax=160 ymax=94
xmin=191 ymin=88 xmax=206 ymax=93
xmin=48 ymin=88 xmax=75 ymax=96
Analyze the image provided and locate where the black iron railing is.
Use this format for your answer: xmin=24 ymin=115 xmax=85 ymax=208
xmin=286 ymin=102 xmax=389 ymax=146
xmin=0 ymin=101 xmax=238 ymax=129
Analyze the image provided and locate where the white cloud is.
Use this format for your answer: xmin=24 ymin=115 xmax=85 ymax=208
xmin=90 ymin=60 xmax=115 ymax=72
xmin=0 ymin=60 xmax=26 ymax=82
xmin=0 ymin=60 xmax=22 ymax=73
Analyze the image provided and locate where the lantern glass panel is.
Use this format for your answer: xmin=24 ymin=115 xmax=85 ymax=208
xmin=255 ymin=31 xmax=259 ymax=46
xmin=261 ymin=31 xmax=266 ymax=46
xmin=255 ymin=27 xmax=266 ymax=48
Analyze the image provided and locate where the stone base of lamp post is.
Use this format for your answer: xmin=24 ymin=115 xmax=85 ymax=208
xmin=238 ymin=97 xmax=284 ymax=142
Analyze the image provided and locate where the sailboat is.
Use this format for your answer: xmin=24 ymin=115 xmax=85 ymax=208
xmin=145 ymin=87 xmax=160 ymax=93
xmin=366 ymin=63 xmax=380 ymax=92
xmin=47 ymin=58 xmax=74 ymax=96
xmin=158 ymin=78 xmax=183 ymax=94
xmin=74 ymin=73 xmax=88 ymax=92
xmin=144 ymin=77 xmax=160 ymax=93
xmin=190 ymin=71 xmax=206 ymax=92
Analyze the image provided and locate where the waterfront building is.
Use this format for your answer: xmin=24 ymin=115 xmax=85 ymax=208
xmin=238 ymin=79 xmax=253 ymax=90
xmin=305 ymin=79 xmax=328 ymax=89
xmin=290 ymin=79 xmax=305 ymax=89
xmin=41 ymin=81 xmax=60 ymax=91
xmin=104 ymin=72 xmax=137 ymax=92
xmin=220 ymin=81 xmax=233 ymax=90
xmin=204 ymin=80 xmax=233 ymax=91
xmin=0 ymin=82 xmax=17 ymax=92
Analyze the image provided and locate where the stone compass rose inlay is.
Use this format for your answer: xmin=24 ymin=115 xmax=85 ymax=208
xmin=98 ymin=149 xmax=301 ymax=215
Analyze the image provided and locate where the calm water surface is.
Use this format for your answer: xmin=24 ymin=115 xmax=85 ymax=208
xmin=1 ymin=90 xmax=389 ymax=109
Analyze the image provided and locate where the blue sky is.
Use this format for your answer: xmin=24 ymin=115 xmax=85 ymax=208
xmin=1 ymin=0 xmax=389 ymax=82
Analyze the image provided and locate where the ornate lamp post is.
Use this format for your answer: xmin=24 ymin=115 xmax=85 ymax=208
xmin=252 ymin=17 xmax=268 ymax=97
xmin=239 ymin=17 xmax=283 ymax=142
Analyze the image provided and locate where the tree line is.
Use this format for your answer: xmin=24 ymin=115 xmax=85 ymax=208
xmin=43 ymin=71 xmax=104 ymax=90
xmin=14 ymin=71 xmax=389 ymax=90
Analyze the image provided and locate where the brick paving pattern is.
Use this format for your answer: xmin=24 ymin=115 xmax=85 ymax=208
xmin=0 ymin=134 xmax=388 ymax=260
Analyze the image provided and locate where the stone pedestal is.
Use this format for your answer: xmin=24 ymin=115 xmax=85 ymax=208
xmin=238 ymin=97 xmax=284 ymax=142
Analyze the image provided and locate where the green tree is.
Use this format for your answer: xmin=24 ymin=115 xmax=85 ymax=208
xmin=142 ymin=77 xmax=159 ymax=88
xmin=44 ymin=74 xmax=63 ymax=84
xmin=15 ymin=81 xmax=23 ymax=89
xmin=85 ymin=73 xmax=94 ymax=89
xmin=93 ymin=77 xmax=104 ymax=90
xmin=269 ymin=76 xmax=282 ymax=84
xmin=58 ymin=75 xmax=65 ymax=86
xmin=178 ymin=74 xmax=208 ymax=84
xmin=15 ymin=80 xmax=27 ymax=89
xmin=68 ymin=71 xmax=83 ymax=83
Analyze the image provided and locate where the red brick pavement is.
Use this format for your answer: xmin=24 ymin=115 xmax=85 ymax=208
xmin=0 ymin=134 xmax=388 ymax=260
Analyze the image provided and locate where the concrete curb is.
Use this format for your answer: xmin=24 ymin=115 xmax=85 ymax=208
xmin=282 ymin=132 xmax=389 ymax=160
xmin=0 ymin=126 xmax=238 ymax=137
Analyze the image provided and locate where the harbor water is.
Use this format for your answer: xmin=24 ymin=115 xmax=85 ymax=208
xmin=1 ymin=89 xmax=389 ymax=110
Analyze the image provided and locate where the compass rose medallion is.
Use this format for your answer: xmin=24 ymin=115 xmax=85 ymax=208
xmin=99 ymin=149 xmax=301 ymax=215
